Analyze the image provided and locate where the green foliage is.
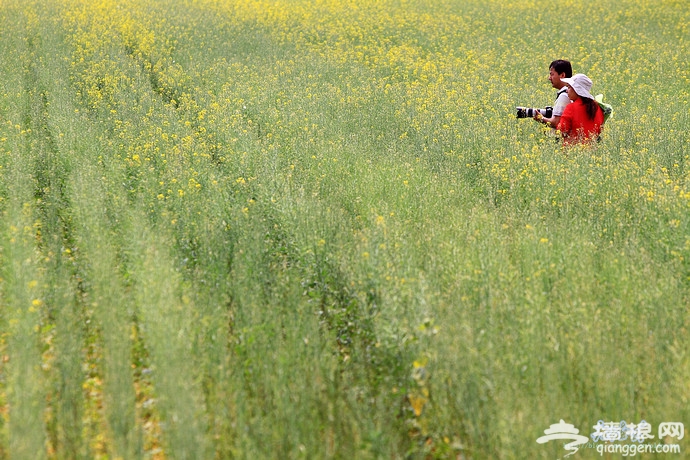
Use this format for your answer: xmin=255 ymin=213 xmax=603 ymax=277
xmin=0 ymin=0 xmax=689 ymax=458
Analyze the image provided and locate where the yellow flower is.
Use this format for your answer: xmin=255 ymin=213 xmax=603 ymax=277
xmin=408 ymin=393 xmax=427 ymax=417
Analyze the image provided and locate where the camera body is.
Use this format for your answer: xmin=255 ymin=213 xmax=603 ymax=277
xmin=516 ymin=106 xmax=553 ymax=119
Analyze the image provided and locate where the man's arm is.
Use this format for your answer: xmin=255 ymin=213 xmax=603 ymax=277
xmin=534 ymin=113 xmax=561 ymax=129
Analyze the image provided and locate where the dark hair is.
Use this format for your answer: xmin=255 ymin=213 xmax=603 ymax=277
xmin=581 ymin=97 xmax=599 ymax=120
xmin=549 ymin=60 xmax=573 ymax=78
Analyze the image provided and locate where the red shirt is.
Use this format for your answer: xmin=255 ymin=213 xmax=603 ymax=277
xmin=557 ymin=98 xmax=604 ymax=145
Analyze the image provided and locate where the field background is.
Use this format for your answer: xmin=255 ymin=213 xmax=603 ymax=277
xmin=1 ymin=0 xmax=689 ymax=458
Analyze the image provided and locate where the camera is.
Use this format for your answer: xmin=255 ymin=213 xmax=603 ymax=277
xmin=516 ymin=106 xmax=553 ymax=119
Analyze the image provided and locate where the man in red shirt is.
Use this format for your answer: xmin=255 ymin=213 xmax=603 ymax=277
xmin=555 ymin=74 xmax=604 ymax=145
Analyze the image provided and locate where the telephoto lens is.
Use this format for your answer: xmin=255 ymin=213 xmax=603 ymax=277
xmin=516 ymin=107 xmax=539 ymax=118
xmin=515 ymin=106 xmax=553 ymax=119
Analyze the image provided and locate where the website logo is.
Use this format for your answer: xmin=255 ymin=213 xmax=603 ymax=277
xmin=537 ymin=420 xmax=684 ymax=458
xmin=536 ymin=420 xmax=589 ymax=458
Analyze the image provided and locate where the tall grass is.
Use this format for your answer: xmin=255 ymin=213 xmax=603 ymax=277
xmin=1 ymin=0 xmax=689 ymax=458
xmin=0 ymin=6 xmax=49 ymax=458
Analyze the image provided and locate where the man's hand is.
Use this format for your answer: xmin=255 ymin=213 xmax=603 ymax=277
xmin=534 ymin=113 xmax=561 ymax=128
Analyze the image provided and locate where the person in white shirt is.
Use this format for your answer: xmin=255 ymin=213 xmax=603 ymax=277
xmin=533 ymin=59 xmax=572 ymax=129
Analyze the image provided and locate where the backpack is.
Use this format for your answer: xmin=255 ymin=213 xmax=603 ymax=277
xmin=594 ymin=94 xmax=613 ymax=123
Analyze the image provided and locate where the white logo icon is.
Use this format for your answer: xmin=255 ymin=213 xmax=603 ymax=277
xmin=537 ymin=420 xmax=589 ymax=458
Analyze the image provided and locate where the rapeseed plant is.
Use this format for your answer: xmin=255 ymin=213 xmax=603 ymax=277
xmin=1 ymin=0 xmax=688 ymax=458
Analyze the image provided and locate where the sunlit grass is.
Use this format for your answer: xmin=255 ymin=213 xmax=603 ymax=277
xmin=1 ymin=0 xmax=689 ymax=458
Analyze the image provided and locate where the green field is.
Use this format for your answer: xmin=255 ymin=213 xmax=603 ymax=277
xmin=1 ymin=0 xmax=689 ymax=458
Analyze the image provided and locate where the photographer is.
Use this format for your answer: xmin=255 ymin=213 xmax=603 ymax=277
xmin=556 ymin=73 xmax=604 ymax=145
xmin=533 ymin=59 xmax=572 ymax=129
